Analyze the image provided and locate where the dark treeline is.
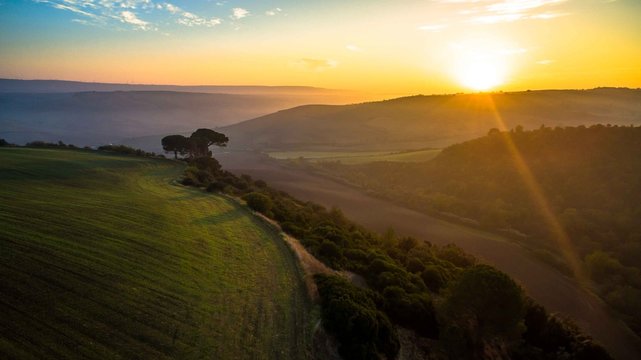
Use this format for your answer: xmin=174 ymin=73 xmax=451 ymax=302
xmin=314 ymin=124 xmax=641 ymax=338
xmin=174 ymin=130 xmax=610 ymax=360
xmin=4 ymin=139 xmax=164 ymax=158
xmin=96 ymin=144 xmax=161 ymax=158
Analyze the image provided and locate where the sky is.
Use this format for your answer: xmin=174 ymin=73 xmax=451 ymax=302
xmin=0 ymin=0 xmax=640 ymax=95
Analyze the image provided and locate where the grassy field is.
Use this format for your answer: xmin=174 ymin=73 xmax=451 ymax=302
xmin=0 ymin=148 xmax=311 ymax=359
xmin=268 ymin=148 xmax=441 ymax=164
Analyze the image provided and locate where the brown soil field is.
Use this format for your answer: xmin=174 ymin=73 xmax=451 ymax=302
xmin=217 ymin=151 xmax=641 ymax=360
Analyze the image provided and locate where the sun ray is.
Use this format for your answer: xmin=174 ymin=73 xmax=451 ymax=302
xmin=479 ymin=94 xmax=588 ymax=286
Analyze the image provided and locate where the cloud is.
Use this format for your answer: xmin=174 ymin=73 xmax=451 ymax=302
xmin=98 ymin=0 xmax=154 ymax=10
xmin=537 ymin=59 xmax=554 ymax=65
xmin=119 ymin=10 xmax=149 ymax=30
xmin=265 ymin=8 xmax=282 ymax=16
xmin=346 ymin=44 xmax=362 ymax=52
xmin=177 ymin=11 xmax=222 ymax=27
xmin=418 ymin=24 xmax=447 ymax=32
xmin=158 ymin=3 xmax=222 ymax=27
xmin=71 ymin=18 xmax=91 ymax=25
xmin=163 ymin=2 xmax=180 ymax=14
xmin=32 ymin=0 xmax=229 ymax=31
xmin=471 ymin=0 xmax=569 ymax=24
xmin=231 ymin=7 xmax=249 ymax=19
xmin=34 ymin=0 xmax=102 ymax=19
xmin=294 ymin=58 xmax=338 ymax=72
xmin=425 ymin=0 xmax=570 ymax=26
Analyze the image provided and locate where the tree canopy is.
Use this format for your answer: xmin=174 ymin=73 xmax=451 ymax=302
xmin=161 ymin=134 xmax=189 ymax=159
xmin=161 ymin=129 xmax=228 ymax=159
xmin=189 ymin=128 xmax=229 ymax=158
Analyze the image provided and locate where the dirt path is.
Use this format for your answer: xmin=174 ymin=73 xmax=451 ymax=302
xmin=218 ymin=151 xmax=641 ymax=360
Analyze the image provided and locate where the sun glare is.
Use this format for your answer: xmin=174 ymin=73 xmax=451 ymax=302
xmin=457 ymin=60 xmax=505 ymax=91
xmin=450 ymin=38 xmax=512 ymax=91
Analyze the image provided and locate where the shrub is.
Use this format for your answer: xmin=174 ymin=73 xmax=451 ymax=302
xmin=242 ymin=192 xmax=273 ymax=214
xmin=442 ymin=264 xmax=525 ymax=340
xmin=315 ymin=274 xmax=400 ymax=360
xmin=206 ymin=181 xmax=227 ymax=193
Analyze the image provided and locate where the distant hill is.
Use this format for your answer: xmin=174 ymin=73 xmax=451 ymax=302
xmin=314 ymin=124 xmax=641 ymax=339
xmin=0 ymin=78 xmax=335 ymax=95
xmin=221 ymin=88 xmax=641 ymax=151
xmin=0 ymin=78 xmax=366 ymax=147
xmin=0 ymin=89 xmax=359 ymax=147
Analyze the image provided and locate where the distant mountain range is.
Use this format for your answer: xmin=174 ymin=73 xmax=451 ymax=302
xmin=0 ymin=78 xmax=335 ymax=95
xmin=0 ymin=79 xmax=361 ymax=147
xmin=2 ymin=80 xmax=640 ymax=152
xmin=220 ymin=88 xmax=641 ymax=151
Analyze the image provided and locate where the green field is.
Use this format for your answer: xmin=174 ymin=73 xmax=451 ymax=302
xmin=268 ymin=148 xmax=441 ymax=164
xmin=0 ymin=148 xmax=310 ymax=359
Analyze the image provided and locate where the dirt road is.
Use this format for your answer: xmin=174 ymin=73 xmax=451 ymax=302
xmin=218 ymin=151 xmax=641 ymax=360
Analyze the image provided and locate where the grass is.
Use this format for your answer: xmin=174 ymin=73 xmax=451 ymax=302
xmin=0 ymin=148 xmax=311 ymax=359
xmin=268 ymin=148 xmax=441 ymax=164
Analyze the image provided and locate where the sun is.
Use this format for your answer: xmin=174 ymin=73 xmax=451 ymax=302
xmin=456 ymin=60 xmax=506 ymax=91
xmin=449 ymin=37 xmax=512 ymax=91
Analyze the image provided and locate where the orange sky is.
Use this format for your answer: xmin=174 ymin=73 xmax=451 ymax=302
xmin=1 ymin=0 xmax=640 ymax=95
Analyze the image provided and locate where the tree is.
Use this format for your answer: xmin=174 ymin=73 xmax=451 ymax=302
xmin=161 ymin=135 xmax=189 ymax=159
xmin=242 ymin=192 xmax=273 ymax=214
xmin=188 ymin=128 xmax=229 ymax=158
xmin=442 ymin=264 xmax=525 ymax=350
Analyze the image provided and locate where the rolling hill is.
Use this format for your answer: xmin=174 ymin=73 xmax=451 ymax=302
xmin=0 ymin=79 xmax=364 ymax=148
xmin=0 ymin=148 xmax=310 ymax=359
xmin=311 ymin=124 xmax=641 ymax=341
xmin=0 ymin=78 xmax=338 ymax=96
xmin=0 ymin=91 xmax=333 ymax=147
xmin=221 ymin=88 xmax=641 ymax=151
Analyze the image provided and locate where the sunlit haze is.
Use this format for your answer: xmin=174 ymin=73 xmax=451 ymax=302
xmin=1 ymin=0 xmax=640 ymax=94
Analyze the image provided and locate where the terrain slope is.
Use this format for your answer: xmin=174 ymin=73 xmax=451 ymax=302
xmin=222 ymin=88 xmax=641 ymax=151
xmin=0 ymin=148 xmax=310 ymax=359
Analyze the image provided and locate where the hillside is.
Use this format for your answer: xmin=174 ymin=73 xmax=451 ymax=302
xmin=222 ymin=88 xmax=641 ymax=151
xmin=183 ymin=148 xmax=617 ymax=360
xmin=0 ymin=148 xmax=310 ymax=359
xmin=312 ymin=125 xmax=641 ymax=338
xmin=0 ymin=91 xmax=335 ymax=147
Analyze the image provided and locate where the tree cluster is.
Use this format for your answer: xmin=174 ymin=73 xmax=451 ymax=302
xmin=97 ymin=144 xmax=161 ymax=158
xmin=25 ymin=140 xmax=79 ymax=149
xmin=161 ymin=129 xmax=229 ymax=159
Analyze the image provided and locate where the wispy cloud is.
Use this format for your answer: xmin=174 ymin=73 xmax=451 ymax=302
xmin=71 ymin=18 xmax=91 ymax=25
xmin=119 ymin=10 xmax=149 ymax=30
xmin=472 ymin=0 xmax=569 ymax=24
xmin=31 ymin=0 xmax=250 ymax=31
xmin=34 ymin=0 xmax=102 ymax=19
xmin=537 ymin=59 xmax=554 ymax=65
xmin=294 ymin=58 xmax=338 ymax=72
xmin=178 ymin=12 xmax=222 ymax=27
xmin=424 ymin=0 xmax=570 ymax=28
xmin=346 ymin=44 xmax=362 ymax=52
xmin=231 ymin=7 xmax=249 ymax=20
xmin=159 ymin=3 xmax=223 ymax=27
xmin=418 ymin=24 xmax=447 ymax=32
xmin=162 ymin=2 xmax=180 ymax=14
xmin=265 ymin=7 xmax=282 ymax=16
